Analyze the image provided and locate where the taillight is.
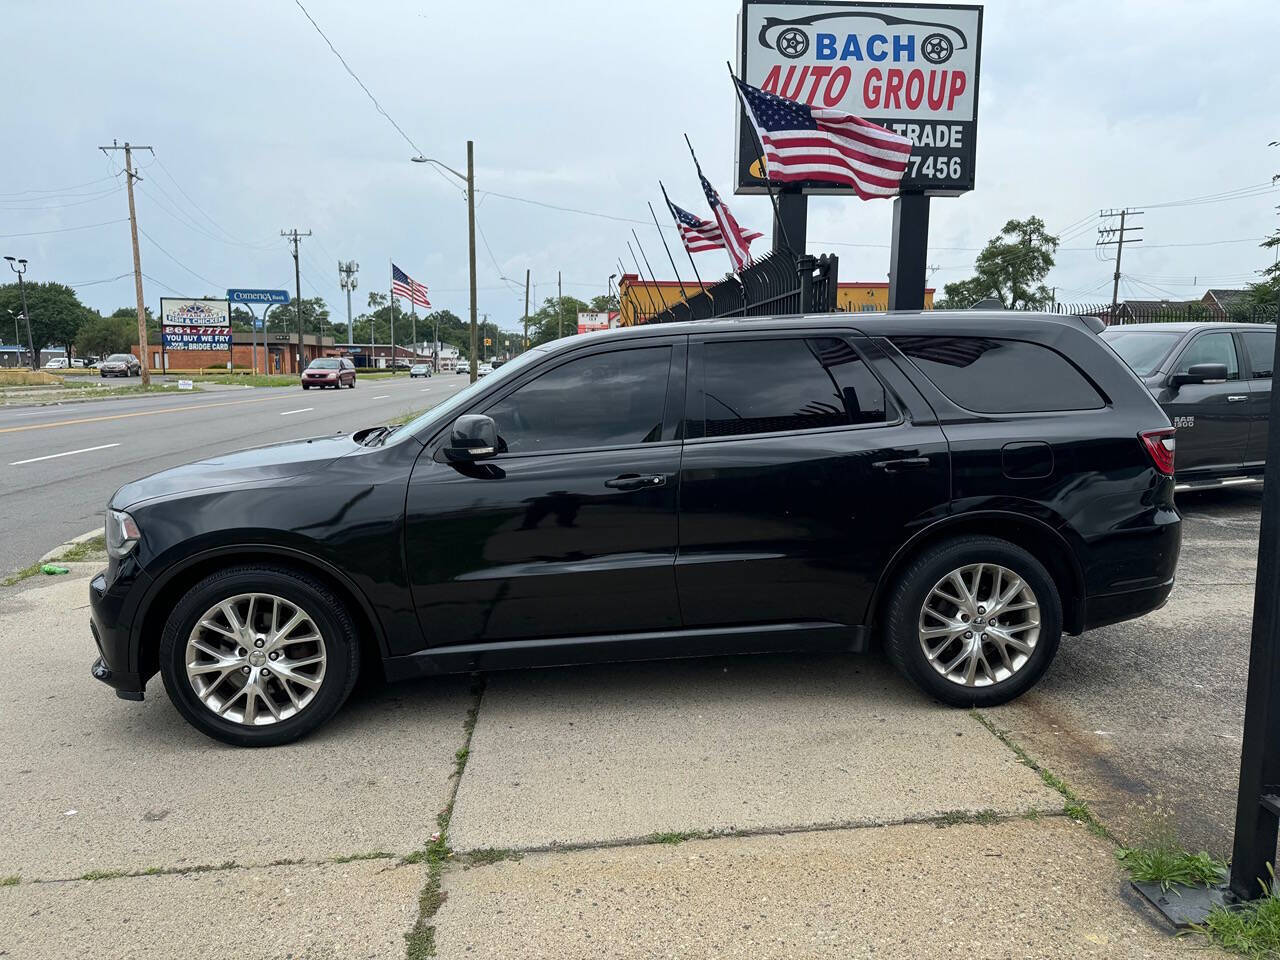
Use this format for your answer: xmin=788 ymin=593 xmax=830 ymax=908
xmin=1140 ymin=428 xmax=1176 ymax=476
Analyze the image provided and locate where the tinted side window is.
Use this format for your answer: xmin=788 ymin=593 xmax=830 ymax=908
xmin=1241 ymin=330 xmax=1275 ymax=379
xmin=702 ymin=337 xmax=891 ymax=438
xmin=485 ymin=347 xmax=671 ymax=454
xmin=1174 ymin=332 xmax=1240 ymax=380
xmin=892 ymin=337 xmax=1104 ymax=413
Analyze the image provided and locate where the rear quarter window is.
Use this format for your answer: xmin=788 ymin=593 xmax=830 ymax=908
xmin=892 ymin=336 xmax=1105 ymax=414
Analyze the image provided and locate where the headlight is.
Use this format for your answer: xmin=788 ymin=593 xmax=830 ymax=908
xmin=105 ymin=509 xmax=141 ymax=558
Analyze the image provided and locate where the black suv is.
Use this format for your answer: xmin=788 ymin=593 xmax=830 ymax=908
xmin=89 ymin=312 xmax=1181 ymax=746
xmin=1100 ymin=321 xmax=1276 ymax=491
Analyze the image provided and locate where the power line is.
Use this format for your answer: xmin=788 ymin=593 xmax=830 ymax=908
xmin=0 ymin=218 xmax=128 ymax=239
xmin=292 ymin=0 xmax=424 ymax=157
xmin=137 ymin=225 xmax=226 ymax=291
xmin=0 ymin=174 xmax=118 ymax=198
xmin=68 ymin=271 xmax=134 ymax=288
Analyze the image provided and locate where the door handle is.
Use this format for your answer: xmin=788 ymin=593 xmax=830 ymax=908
xmin=1228 ymin=395 xmax=1249 ymax=402
xmin=605 ymin=474 xmax=667 ymax=491
xmin=872 ymin=457 xmax=931 ymax=472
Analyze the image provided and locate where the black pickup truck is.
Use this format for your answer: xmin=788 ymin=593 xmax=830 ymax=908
xmin=1101 ymin=322 xmax=1276 ymax=491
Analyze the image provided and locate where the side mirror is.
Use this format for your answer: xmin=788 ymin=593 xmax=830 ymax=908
xmin=444 ymin=414 xmax=498 ymax=462
xmin=1171 ymin=362 xmax=1228 ymax=387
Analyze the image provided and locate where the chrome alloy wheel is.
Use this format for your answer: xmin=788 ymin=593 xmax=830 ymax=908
xmin=917 ymin=563 xmax=1041 ymax=688
xmin=184 ymin=593 xmax=327 ymax=726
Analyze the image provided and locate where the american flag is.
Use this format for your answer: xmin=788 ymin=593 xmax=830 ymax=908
xmin=734 ymin=77 xmax=911 ymax=200
xmin=668 ymin=198 xmax=761 ymax=255
xmin=391 ymin=263 xmax=431 ymax=308
xmin=697 ymin=170 xmax=759 ymax=272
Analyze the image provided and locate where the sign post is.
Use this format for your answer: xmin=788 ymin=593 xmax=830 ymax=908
xmin=736 ymin=1 xmax=983 ymax=305
xmin=227 ymin=289 xmax=290 ymax=376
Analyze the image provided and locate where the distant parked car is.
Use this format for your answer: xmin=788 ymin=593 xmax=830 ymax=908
xmin=1099 ymin=321 xmax=1277 ymax=491
xmin=457 ymin=365 xmax=469 ymax=375
xmin=409 ymin=364 xmax=432 ymax=378
xmin=99 ymin=354 xmax=142 ymax=377
xmin=44 ymin=358 xmax=68 ymax=369
xmin=301 ymin=357 xmax=355 ymax=389
xmin=477 ymin=362 xmax=494 ymax=377
xmin=71 ymin=358 xmax=86 ymax=368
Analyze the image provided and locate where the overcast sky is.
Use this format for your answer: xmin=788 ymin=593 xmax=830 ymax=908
xmin=3 ymin=0 xmax=1278 ymax=333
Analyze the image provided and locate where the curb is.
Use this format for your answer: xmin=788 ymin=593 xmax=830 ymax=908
xmin=39 ymin=527 xmax=104 ymax=564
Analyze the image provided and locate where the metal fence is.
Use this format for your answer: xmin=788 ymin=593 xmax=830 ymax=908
xmin=628 ymin=251 xmax=839 ymax=325
xmin=1045 ymin=301 xmax=1275 ymax=325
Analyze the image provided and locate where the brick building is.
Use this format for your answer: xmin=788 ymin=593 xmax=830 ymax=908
xmin=134 ymin=332 xmax=335 ymax=374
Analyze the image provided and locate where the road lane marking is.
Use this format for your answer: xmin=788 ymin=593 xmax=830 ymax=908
xmin=280 ymin=407 xmax=313 ymax=416
xmin=10 ymin=443 xmax=120 ymax=466
xmin=0 ymin=393 xmax=299 ymax=435
xmin=371 ymin=394 xmax=390 ymax=399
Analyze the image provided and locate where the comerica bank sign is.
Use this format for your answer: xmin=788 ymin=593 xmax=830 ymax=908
xmin=737 ymin=1 xmax=982 ymax=196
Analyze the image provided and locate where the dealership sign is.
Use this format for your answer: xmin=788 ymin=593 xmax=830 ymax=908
xmin=160 ymin=297 xmax=231 ymax=351
xmin=577 ymin=311 xmax=619 ymax=334
xmin=737 ymin=1 xmax=982 ymax=196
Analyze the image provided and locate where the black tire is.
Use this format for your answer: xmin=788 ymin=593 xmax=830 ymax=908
xmin=883 ymin=536 xmax=1062 ymax=708
xmin=158 ymin=565 xmax=361 ymax=747
xmin=302 ymin=383 xmax=310 ymax=389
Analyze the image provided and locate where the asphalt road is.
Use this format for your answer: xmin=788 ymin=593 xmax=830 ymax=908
xmin=0 ymin=374 xmax=467 ymax=575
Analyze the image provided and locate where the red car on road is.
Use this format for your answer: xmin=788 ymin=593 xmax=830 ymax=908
xmin=301 ymin=357 xmax=356 ymax=389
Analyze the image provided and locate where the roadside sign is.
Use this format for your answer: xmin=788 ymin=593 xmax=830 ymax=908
xmin=736 ymin=1 xmax=983 ymax=197
xmin=226 ymin=288 xmax=290 ymax=305
xmin=177 ymin=379 xmax=193 ymax=390
xmin=160 ymin=298 xmax=231 ymax=350
xmin=577 ymin=312 xmax=613 ymax=334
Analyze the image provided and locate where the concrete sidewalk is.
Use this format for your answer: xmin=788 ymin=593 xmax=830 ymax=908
xmin=1 ymin=566 xmax=1217 ymax=959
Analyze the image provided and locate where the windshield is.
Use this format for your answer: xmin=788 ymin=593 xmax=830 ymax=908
xmin=106 ymin=354 xmax=132 ymax=362
xmin=308 ymin=358 xmax=339 ymax=369
xmin=383 ymin=347 xmax=549 ymax=446
xmin=1099 ymin=329 xmax=1182 ymax=377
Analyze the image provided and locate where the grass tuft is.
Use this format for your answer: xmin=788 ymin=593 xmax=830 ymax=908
xmin=1116 ymin=844 xmax=1226 ymax=892
xmin=934 ymin=809 xmax=1001 ymax=828
xmin=646 ymin=831 xmax=701 ymax=845
xmin=462 ymin=848 xmax=522 ymax=867
xmin=1196 ymin=866 xmax=1280 ymax=958
xmin=1 ymin=875 xmax=19 ymax=887
xmin=333 ymin=851 xmax=396 ymax=864
xmin=3 ymin=535 xmax=108 ymax=587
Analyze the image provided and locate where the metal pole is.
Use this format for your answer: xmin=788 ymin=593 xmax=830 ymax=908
xmin=1229 ymin=300 xmax=1280 ymax=901
xmin=467 ymin=140 xmax=478 ymax=384
xmin=626 ymin=243 xmax=662 ymax=320
xmin=523 ymin=270 xmax=530 ymax=353
xmin=388 ymin=260 xmax=395 ymax=374
xmin=631 ymin=229 xmax=669 ymax=318
xmin=648 ymin=201 xmax=693 ymax=318
xmin=726 ymin=65 xmax=795 ymax=257
xmin=660 ymin=181 xmax=709 ymax=298
xmin=15 ymin=270 xmax=35 ymax=371
xmin=886 ymin=194 xmax=930 ymax=311
xmin=557 ymin=270 xmax=562 ymax=340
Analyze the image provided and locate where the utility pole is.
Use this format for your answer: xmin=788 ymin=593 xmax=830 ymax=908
xmin=557 ymin=270 xmax=563 ymax=339
xmin=338 ymin=260 xmax=359 ymax=343
xmin=1098 ymin=209 xmax=1143 ymax=322
xmin=524 ymin=269 xmax=530 ymax=354
xmin=98 ymin=140 xmax=154 ymax=384
xmin=467 ymin=142 xmax=478 ymax=383
xmin=281 ymin=229 xmax=311 ymax=371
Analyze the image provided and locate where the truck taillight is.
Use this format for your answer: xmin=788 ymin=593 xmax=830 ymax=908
xmin=1140 ymin=428 xmax=1176 ymax=476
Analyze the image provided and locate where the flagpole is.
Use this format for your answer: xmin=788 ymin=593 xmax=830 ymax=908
xmin=659 ymin=180 xmax=707 ymax=296
xmin=626 ymin=241 xmax=663 ymax=320
xmin=684 ymin=134 xmax=752 ymax=309
xmin=727 ymin=62 xmax=795 ymax=257
xmin=631 ymin=229 xmax=671 ymax=321
xmin=648 ymin=201 xmax=694 ymax=321
xmin=388 ymin=260 xmax=396 ymax=374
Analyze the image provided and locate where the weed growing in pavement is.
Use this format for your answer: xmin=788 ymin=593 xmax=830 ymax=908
xmin=934 ymin=809 xmax=1001 ymax=828
xmin=970 ymin=710 xmax=1115 ymax=843
xmin=333 ymin=851 xmax=396 ymax=864
xmin=646 ymin=831 xmax=701 ymax=845
xmin=77 ymin=869 xmax=130 ymax=881
xmin=2 ymin=535 xmax=108 ymax=587
xmin=1 ymin=875 xmax=19 ymax=886
xmin=404 ymin=677 xmax=485 ymax=959
xmin=1197 ymin=865 xmax=1280 ymax=958
xmin=462 ymin=848 xmax=522 ymax=867
xmin=1116 ymin=845 xmax=1226 ymax=891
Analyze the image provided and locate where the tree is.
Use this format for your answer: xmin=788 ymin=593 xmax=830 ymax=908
xmin=526 ymin=295 xmax=588 ymax=347
xmin=269 ymin=296 xmax=333 ymax=338
xmin=589 ymin=293 xmax=620 ymax=313
xmin=936 ymin=216 xmax=1060 ymax=310
xmin=1238 ymin=141 xmax=1280 ymax=314
xmin=0 ymin=281 xmax=92 ymax=363
xmin=77 ymin=312 xmax=138 ymax=358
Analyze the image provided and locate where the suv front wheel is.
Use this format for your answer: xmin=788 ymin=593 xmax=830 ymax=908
xmin=158 ymin=565 xmax=360 ymax=746
xmin=884 ymin=536 xmax=1062 ymax=707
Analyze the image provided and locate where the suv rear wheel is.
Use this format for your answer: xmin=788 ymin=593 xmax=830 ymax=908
xmin=884 ymin=536 xmax=1062 ymax=707
xmin=158 ymin=565 xmax=360 ymax=746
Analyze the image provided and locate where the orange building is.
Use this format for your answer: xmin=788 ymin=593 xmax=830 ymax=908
xmin=617 ymin=273 xmax=934 ymax=326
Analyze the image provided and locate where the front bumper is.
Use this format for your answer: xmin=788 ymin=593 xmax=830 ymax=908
xmin=88 ymin=561 xmax=153 ymax=701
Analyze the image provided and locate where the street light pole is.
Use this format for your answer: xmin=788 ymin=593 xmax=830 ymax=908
xmin=4 ymin=257 xmax=36 ymax=371
xmin=410 ymin=143 xmax=477 ymax=383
